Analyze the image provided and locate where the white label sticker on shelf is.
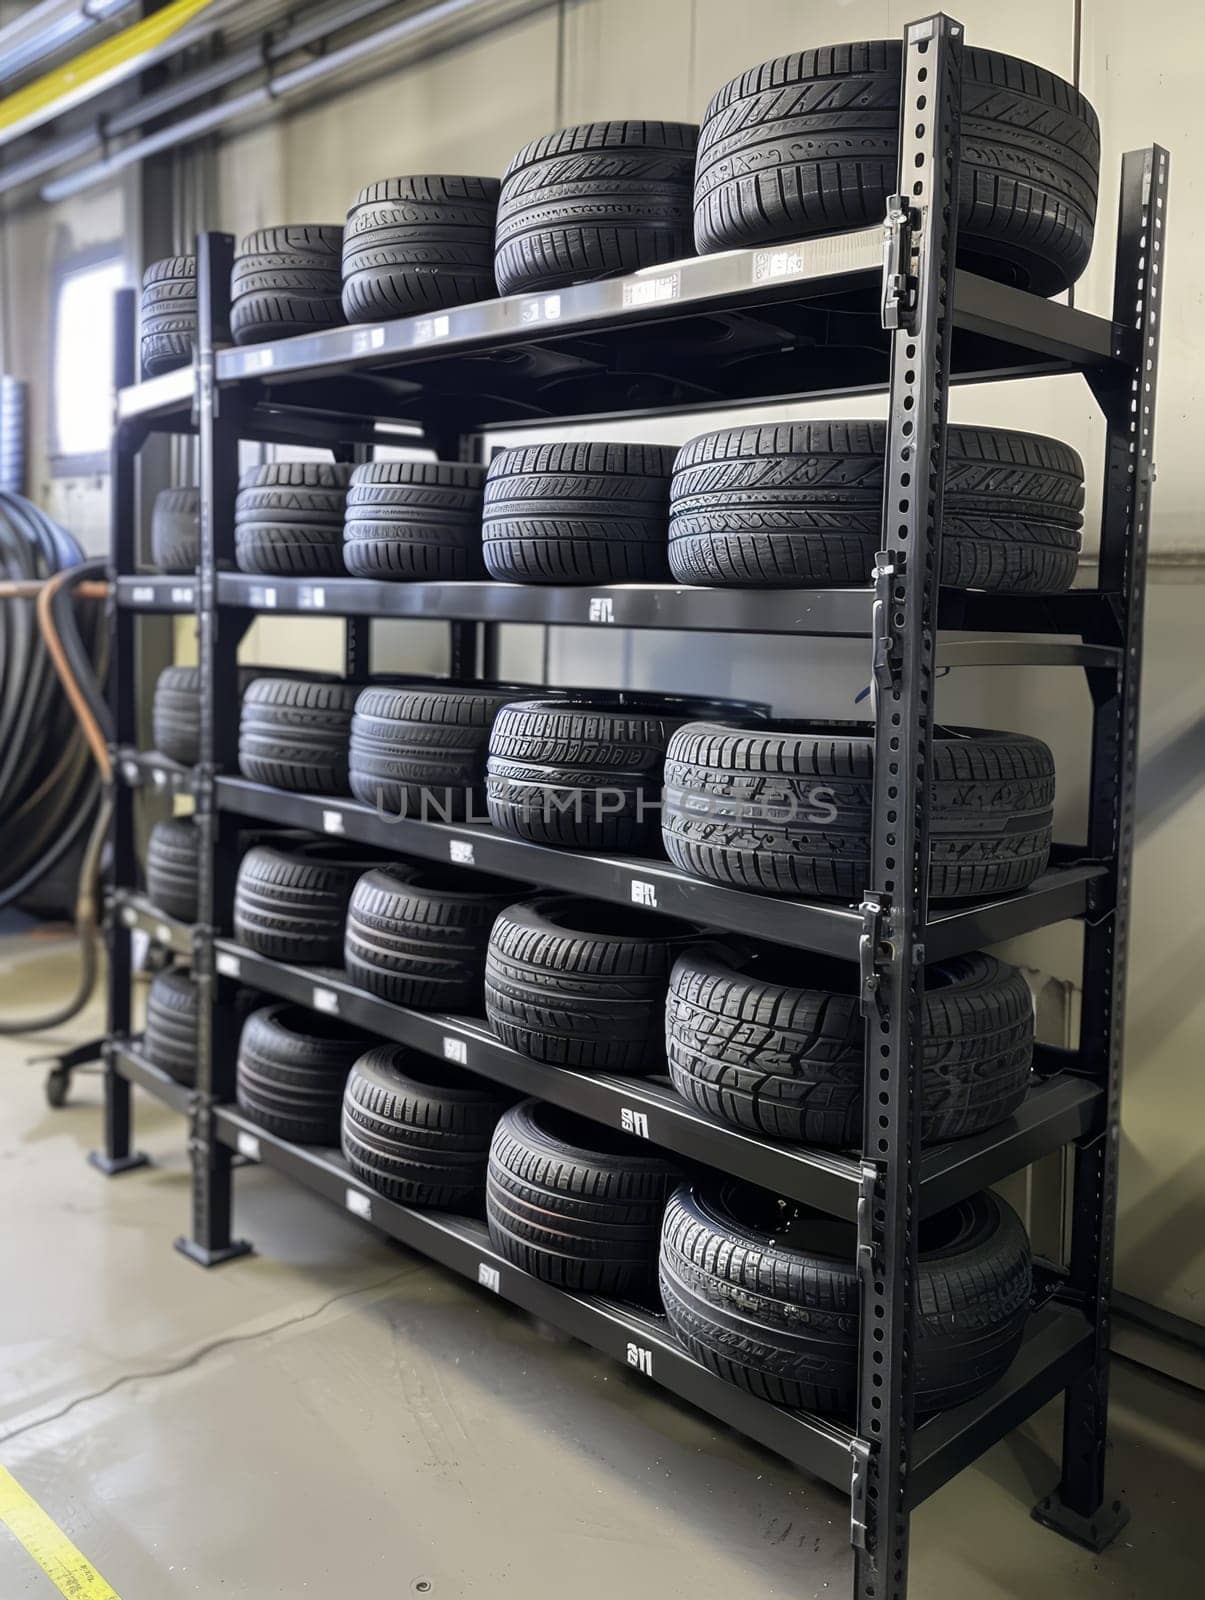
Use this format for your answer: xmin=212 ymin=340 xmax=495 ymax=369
xmin=170 ymin=585 xmax=195 ymax=605
xmin=131 ymin=585 xmax=154 ymax=604
xmin=156 ymin=922 xmax=172 ymax=946
xmin=478 ymin=1263 xmax=501 ymax=1293
xmin=216 ymin=951 xmax=241 ymax=978
xmin=321 ymin=810 xmax=345 ymax=835
xmin=443 ymin=1036 xmax=468 ymax=1066
xmin=620 ymin=1107 xmax=650 ymax=1140
xmin=346 ymin=1188 xmax=372 ymax=1220
xmin=449 ymin=839 xmax=475 ymax=866
xmin=752 ymin=245 xmax=806 ymax=283
xmin=622 ymin=271 xmax=680 ymax=308
xmin=250 ymin=585 xmax=277 ymax=609
xmin=312 ymin=986 xmax=339 ymax=1015
xmin=236 ymin=1130 xmax=260 ymax=1162
xmin=351 ymin=326 xmax=386 ymax=355
xmin=414 ymin=313 xmax=451 ymax=344
xmin=626 ymin=1343 xmax=654 ymax=1376
xmin=630 ymin=880 xmax=657 ymax=909
xmin=246 ymin=349 xmax=274 ymax=372
xmin=588 ymin=597 xmax=615 ymax=624
xmin=520 ymin=294 xmax=562 ymax=325
xmin=299 ymin=585 xmax=326 ymax=609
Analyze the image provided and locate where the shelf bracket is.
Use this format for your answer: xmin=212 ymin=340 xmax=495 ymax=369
xmin=881 ymin=196 xmax=917 ymax=331
xmin=856 ymin=1160 xmax=881 ymax=1277
xmin=870 ymin=552 xmax=903 ymax=704
xmin=850 ymin=1436 xmax=873 ymax=1549
xmin=858 ymin=892 xmax=893 ymax=1018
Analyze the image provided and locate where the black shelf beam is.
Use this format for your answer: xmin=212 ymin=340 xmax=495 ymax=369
xmin=117 ymin=229 xmax=1128 ymax=435
xmin=215 ymin=940 xmax=1102 ymax=1220
xmin=212 ymin=1101 xmax=1091 ymax=1504
xmin=211 ymin=571 xmax=1123 ymax=656
xmin=214 ymin=776 xmax=1106 ymax=959
xmin=111 ymin=890 xmax=194 ymax=958
xmin=112 ymin=1042 xmax=194 ymax=1116
xmin=115 ymin=575 xmax=198 ymax=612
xmin=114 ymin=747 xmax=201 ymax=796
xmin=201 ymin=229 xmax=1126 ymax=433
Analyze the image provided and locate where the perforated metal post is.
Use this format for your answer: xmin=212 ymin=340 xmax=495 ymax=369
xmin=176 ymin=231 xmax=252 ymax=1266
xmin=853 ymin=17 xmax=962 ymax=1598
xmin=92 ymin=286 xmax=150 ymax=1175
xmin=1033 ymin=145 xmax=1167 ymax=1551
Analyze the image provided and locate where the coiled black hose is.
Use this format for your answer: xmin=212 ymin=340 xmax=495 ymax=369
xmin=1 ymin=495 xmax=110 ymax=1035
xmin=0 ymin=493 xmax=107 ymax=912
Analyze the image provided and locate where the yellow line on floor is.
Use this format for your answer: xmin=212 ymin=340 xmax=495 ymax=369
xmin=0 ymin=1465 xmax=121 ymax=1599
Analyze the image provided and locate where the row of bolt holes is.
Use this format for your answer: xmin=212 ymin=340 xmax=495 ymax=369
xmin=863 ymin=37 xmax=934 ymax=1486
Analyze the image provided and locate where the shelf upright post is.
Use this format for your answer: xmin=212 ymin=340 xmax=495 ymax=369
xmin=176 ymin=231 xmax=252 ymax=1267
xmin=851 ymin=16 xmax=962 ymax=1598
xmin=92 ymin=285 xmax=150 ymax=1175
xmin=334 ymin=441 xmax=373 ymax=679
xmin=1033 ymin=145 xmax=1168 ymax=1551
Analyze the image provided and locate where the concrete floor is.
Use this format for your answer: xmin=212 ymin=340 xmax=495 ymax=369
xmin=0 ymin=938 xmax=1201 ymax=1600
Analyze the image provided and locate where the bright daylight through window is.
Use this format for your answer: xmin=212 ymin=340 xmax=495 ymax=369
xmin=53 ymin=257 xmax=124 ymax=459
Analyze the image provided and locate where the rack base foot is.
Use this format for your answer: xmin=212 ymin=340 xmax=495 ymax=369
xmin=1032 ymin=1490 xmax=1130 ymax=1551
xmin=174 ymin=1235 xmax=253 ymax=1268
xmin=88 ymin=1149 xmax=150 ymax=1176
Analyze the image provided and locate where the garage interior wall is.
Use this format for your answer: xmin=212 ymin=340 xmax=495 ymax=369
xmin=1 ymin=0 xmax=1201 ymax=1336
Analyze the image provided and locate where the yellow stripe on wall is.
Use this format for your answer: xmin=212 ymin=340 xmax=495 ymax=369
xmin=0 ymin=0 xmax=216 ymax=138
xmin=0 ymin=1464 xmax=122 ymax=1599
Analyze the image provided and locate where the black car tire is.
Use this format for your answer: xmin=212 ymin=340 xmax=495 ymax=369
xmin=341 ymin=1043 xmax=513 ymax=1208
xmin=487 ymin=694 xmax=753 ymax=854
xmin=140 ymin=255 xmax=196 ymax=377
xmin=151 ymin=487 xmax=201 ymax=574
xmin=143 ymin=967 xmax=198 ymax=1085
xmin=660 ymin=1183 xmax=1031 ymax=1413
xmin=349 ymin=680 xmax=540 ymax=821
xmin=668 ymin=424 xmax=1084 ymax=592
xmin=482 ymin=442 xmax=676 ymax=584
xmin=238 ymin=675 xmax=359 ymax=795
xmin=485 ymin=894 xmax=703 ymax=1073
xmin=495 ymin=120 xmax=698 ymax=296
xmin=233 ymin=840 xmax=386 ymax=964
xmin=145 ymin=817 xmax=200 ymax=922
xmin=344 ymin=865 xmax=517 ymax=1012
xmin=342 ymin=176 xmax=501 ymax=320
xmin=236 ymin=1003 xmax=371 ymax=1146
xmin=663 ymin=721 xmax=1055 ymax=900
xmin=343 ymin=460 xmax=488 ymax=581
xmin=230 ymin=225 xmax=345 ymax=346
xmin=234 ymin=462 xmax=352 ymax=577
xmin=694 ymin=44 xmax=1099 ymax=295
xmin=487 ymin=1098 xmax=680 ymax=1299
xmin=666 ymin=945 xmax=1033 ymax=1145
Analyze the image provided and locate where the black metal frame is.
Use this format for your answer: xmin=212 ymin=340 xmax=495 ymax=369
xmin=98 ymin=15 xmax=1165 ymax=1594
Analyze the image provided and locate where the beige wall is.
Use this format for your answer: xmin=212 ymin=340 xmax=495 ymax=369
xmin=2 ymin=1 xmax=1201 ymax=1324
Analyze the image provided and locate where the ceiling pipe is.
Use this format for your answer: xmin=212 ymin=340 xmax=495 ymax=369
xmin=0 ymin=0 xmax=249 ymax=150
xmin=0 ymin=0 xmax=418 ymax=200
xmin=39 ymin=0 xmax=544 ymax=203
xmin=0 ymin=1 xmax=136 ymax=87
xmin=105 ymin=0 xmax=405 ymax=137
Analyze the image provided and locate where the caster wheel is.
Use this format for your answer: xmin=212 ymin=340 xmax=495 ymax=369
xmin=45 ymin=1066 xmax=70 ymax=1108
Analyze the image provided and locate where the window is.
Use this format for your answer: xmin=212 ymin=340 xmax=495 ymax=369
xmin=51 ymin=255 xmax=125 ymax=471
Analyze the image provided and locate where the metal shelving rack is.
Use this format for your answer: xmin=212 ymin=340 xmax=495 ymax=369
xmin=98 ymin=15 xmax=1165 ymax=1595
